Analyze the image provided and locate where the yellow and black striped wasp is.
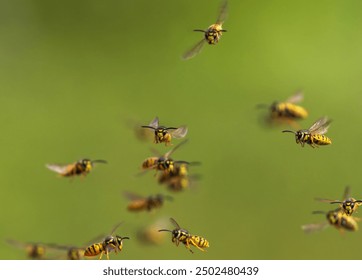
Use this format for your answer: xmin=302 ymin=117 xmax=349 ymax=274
xmin=302 ymin=208 xmax=360 ymax=234
xmin=315 ymin=186 xmax=362 ymax=216
xmin=282 ymin=116 xmax=332 ymax=147
xmin=123 ymin=191 xmax=173 ymax=212
xmin=158 ymin=218 xmax=209 ymax=253
xmin=141 ymin=116 xmax=188 ymax=146
xmin=182 ymin=0 xmax=228 ymax=60
xmin=257 ymin=91 xmax=308 ymax=128
xmin=6 ymin=239 xmax=47 ymax=259
xmin=84 ymin=223 xmax=130 ymax=260
xmin=158 ymin=162 xmax=201 ymax=192
xmin=46 ymin=158 xmax=107 ymax=177
xmin=141 ymin=139 xmax=190 ymax=175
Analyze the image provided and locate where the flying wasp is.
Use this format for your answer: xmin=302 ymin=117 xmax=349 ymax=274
xmin=315 ymin=186 xmax=362 ymax=216
xmin=302 ymin=209 xmax=360 ymax=234
xmin=158 ymin=162 xmax=200 ymax=192
xmin=6 ymin=239 xmax=47 ymax=260
xmin=141 ymin=139 xmax=190 ymax=175
xmin=257 ymin=91 xmax=308 ymax=127
xmin=46 ymin=158 xmax=107 ymax=177
xmin=84 ymin=223 xmax=130 ymax=260
xmin=158 ymin=218 xmax=209 ymax=253
xmin=123 ymin=191 xmax=173 ymax=212
xmin=182 ymin=0 xmax=228 ymax=60
xmin=141 ymin=116 xmax=188 ymax=146
xmin=282 ymin=116 xmax=332 ymax=147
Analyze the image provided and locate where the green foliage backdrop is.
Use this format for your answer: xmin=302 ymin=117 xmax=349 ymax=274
xmin=1 ymin=0 xmax=362 ymax=259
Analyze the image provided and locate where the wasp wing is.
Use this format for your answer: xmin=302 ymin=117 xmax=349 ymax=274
xmin=46 ymin=163 xmax=72 ymax=175
xmin=123 ymin=191 xmax=145 ymax=201
xmin=301 ymin=222 xmax=329 ymax=234
xmin=285 ymin=91 xmax=304 ymax=104
xmin=308 ymin=117 xmax=331 ymax=135
xmin=169 ymin=218 xmax=181 ymax=230
xmin=343 ymin=186 xmax=351 ymax=200
xmin=182 ymin=39 xmax=206 ymax=60
xmin=164 ymin=139 xmax=188 ymax=158
xmin=171 ymin=126 xmax=188 ymax=139
xmin=216 ymin=0 xmax=228 ymax=25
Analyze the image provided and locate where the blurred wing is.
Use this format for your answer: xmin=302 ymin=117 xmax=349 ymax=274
xmin=216 ymin=0 xmax=228 ymax=25
xmin=182 ymin=39 xmax=206 ymax=60
xmin=169 ymin=217 xmax=181 ymax=229
xmin=308 ymin=117 xmax=331 ymax=135
xmin=148 ymin=117 xmax=159 ymax=128
xmin=123 ymin=191 xmax=144 ymax=201
xmin=301 ymin=222 xmax=329 ymax=234
xmin=343 ymin=186 xmax=351 ymax=200
xmin=164 ymin=139 xmax=189 ymax=158
xmin=46 ymin=163 xmax=70 ymax=175
xmin=285 ymin=91 xmax=304 ymax=104
xmin=315 ymin=198 xmax=339 ymax=203
xmin=171 ymin=126 xmax=188 ymax=139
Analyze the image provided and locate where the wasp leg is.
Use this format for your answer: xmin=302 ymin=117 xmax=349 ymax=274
xmin=189 ymin=239 xmax=205 ymax=252
xmin=98 ymin=251 xmax=104 ymax=260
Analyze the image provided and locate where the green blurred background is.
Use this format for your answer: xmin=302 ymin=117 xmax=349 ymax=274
xmin=1 ymin=0 xmax=362 ymax=260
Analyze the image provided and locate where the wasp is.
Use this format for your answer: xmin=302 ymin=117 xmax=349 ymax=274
xmin=158 ymin=162 xmax=200 ymax=192
xmin=282 ymin=116 xmax=332 ymax=147
xmin=158 ymin=218 xmax=209 ymax=253
xmin=46 ymin=158 xmax=107 ymax=177
xmin=182 ymin=0 xmax=228 ymax=60
xmin=302 ymin=209 xmax=360 ymax=234
xmin=123 ymin=191 xmax=173 ymax=212
xmin=315 ymin=186 xmax=362 ymax=216
xmin=141 ymin=139 xmax=190 ymax=175
xmin=257 ymin=91 xmax=308 ymax=127
xmin=84 ymin=223 xmax=130 ymax=260
xmin=141 ymin=116 xmax=188 ymax=146
xmin=6 ymin=239 xmax=47 ymax=259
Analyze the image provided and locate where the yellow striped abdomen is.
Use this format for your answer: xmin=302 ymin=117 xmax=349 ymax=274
xmin=311 ymin=134 xmax=332 ymax=146
xmin=84 ymin=243 xmax=104 ymax=257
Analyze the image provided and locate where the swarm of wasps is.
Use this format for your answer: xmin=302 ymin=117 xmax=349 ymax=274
xmin=258 ymin=90 xmax=333 ymax=148
xmin=302 ymin=186 xmax=362 ymax=234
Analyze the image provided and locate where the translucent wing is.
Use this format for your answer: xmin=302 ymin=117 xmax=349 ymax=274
xmin=301 ymin=222 xmax=329 ymax=234
xmin=170 ymin=218 xmax=181 ymax=229
xmin=285 ymin=91 xmax=304 ymax=104
xmin=182 ymin=39 xmax=206 ymax=60
xmin=46 ymin=163 xmax=72 ymax=175
xmin=216 ymin=0 xmax=228 ymax=25
xmin=148 ymin=116 xmax=159 ymax=128
xmin=171 ymin=126 xmax=188 ymax=139
xmin=164 ymin=139 xmax=188 ymax=158
xmin=315 ymin=197 xmax=340 ymax=203
xmin=123 ymin=191 xmax=144 ymax=201
xmin=343 ymin=186 xmax=351 ymax=200
xmin=308 ymin=117 xmax=331 ymax=135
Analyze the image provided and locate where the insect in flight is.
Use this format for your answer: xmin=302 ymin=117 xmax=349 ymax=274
xmin=158 ymin=218 xmax=209 ymax=253
xmin=123 ymin=191 xmax=173 ymax=212
xmin=84 ymin=223 xmax=130 ymax=260
xmin=315 ymin=186 xmax=362 ymax=216
xmin=6 ymin=239 xmax=47 ymax=260
xmin=282 ymin=116 xmax=332 ymax=147
xmin=46 ymin=158 xmax=107 ymax=177
xmin=302 ymin=209 xmax=360 ymax=234
xmin=182 ymin=0 xmax=228 ymax=60
xmin=141 ymin=139 xmax=190 ymax=175
xmin=257 ymin=91 xmax=308 ymax=127
xmin=158 ymin=162 xmax=200 ymax=192
xmin=141 ymin=116 xmax=188 ymax=146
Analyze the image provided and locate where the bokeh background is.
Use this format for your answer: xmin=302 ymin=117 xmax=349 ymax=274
xmin=1 ymin=0 xmax=362 ymax=260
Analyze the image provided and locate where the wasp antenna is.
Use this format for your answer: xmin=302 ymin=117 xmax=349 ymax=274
xmin=193 ymin=29 xmax=205 ymax=32
xmin=282 ymin=130 xmax=296 ymax=134
xmin=330 ymin=201 xmax=343 ymax=204
xmin=312 ymin=211 xmax=326 ymax=215
xmin=165 ymin=127 xmax=179 ymax=130
xmin=158 ymin=229 xmax=172 ymax=233
xmin=121 ymin=237 xmax=130 ymax=240
xmin=92 ymin=159 xmax=107 ymax=164
xmin=221 ymin=29 xmax=227 ymax=32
